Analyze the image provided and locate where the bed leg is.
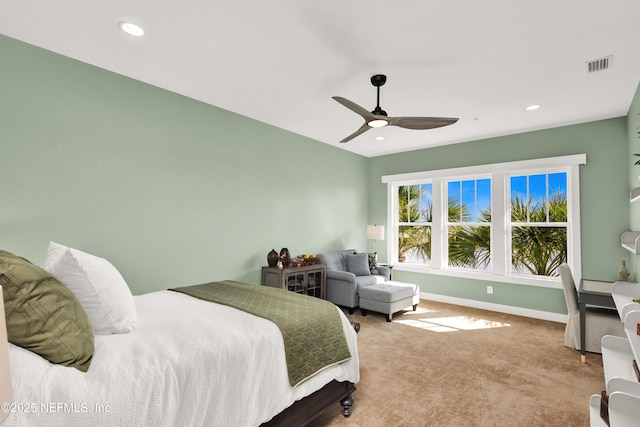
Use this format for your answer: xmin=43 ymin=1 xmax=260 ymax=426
xmin=340 ymin=394 xmax=354 ymax=418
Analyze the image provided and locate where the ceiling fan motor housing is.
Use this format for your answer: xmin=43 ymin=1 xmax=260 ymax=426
xmin=371 ymin=106 xmax=387 ymax=116
xmin=370 ymin=74 xmax=387 ymax=87
xmin=371 ymin=74 xmax=387 ymax=116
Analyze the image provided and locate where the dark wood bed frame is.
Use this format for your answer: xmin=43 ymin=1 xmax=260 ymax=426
xmin=261 ymin=380 xmax=356 ymax=426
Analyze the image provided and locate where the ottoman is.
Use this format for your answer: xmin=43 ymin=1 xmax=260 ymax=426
xmin=358 ymin=281 xmax=419 ymax=322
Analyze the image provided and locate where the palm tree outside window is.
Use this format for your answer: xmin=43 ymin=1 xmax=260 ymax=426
xmin=509 ymin=172 xmax=568 ymax=276
xmin=397 ymin=184 xmax=432 ymax=265
xmin=446 ymin=178 xmax=492 ymax=271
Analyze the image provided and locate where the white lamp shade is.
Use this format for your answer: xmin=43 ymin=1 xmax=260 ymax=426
xmin=367 ymin=225 xmax=385 ymax=241
xmin=0 ymin=286 xmax=12 ymax=423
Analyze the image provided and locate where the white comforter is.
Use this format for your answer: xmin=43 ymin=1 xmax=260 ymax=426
xmin=5 ymin=290 xmax=359 ymax=427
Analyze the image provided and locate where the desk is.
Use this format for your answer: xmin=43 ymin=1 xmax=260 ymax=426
xmin=578 ymin=279 xmax=616 ymax=362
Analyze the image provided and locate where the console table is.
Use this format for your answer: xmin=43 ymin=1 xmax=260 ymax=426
xmin=261 ymin=264 xmax=326 ymax=299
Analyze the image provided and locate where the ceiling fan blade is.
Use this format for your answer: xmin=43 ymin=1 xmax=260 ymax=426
xmin=340 ymin=123 xmax=371 ymax=143
xmin=332 ymin=96 xmax=377 ymax=122
xmin=388 ymin=116 xmax=459 ymax=130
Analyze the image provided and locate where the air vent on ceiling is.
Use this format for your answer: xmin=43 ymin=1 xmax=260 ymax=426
xmin=586 ymin=55 xmax=612 ymax=73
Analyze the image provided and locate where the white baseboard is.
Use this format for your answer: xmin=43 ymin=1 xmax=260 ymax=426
xmin=419 ymin=292 xmax=568 ymax=324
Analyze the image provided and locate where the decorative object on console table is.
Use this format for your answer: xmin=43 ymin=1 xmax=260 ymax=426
xmin=366 ymin=225 xmax=385 ymax=253
xmin=279 ymin=248 xmax=291 ymax=267
xmin=267 ymin=249 xmax=278 ymax=268
xmin=295 ymin=254 xmax=318 ymax=266
xmin=261 ymin=264 xmax=327 ymax=299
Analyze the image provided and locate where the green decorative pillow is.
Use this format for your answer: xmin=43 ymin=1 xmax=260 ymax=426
xmin=346 ymin=253 xmax=371 ymax=276
xmin=0 ymin=250 xmax=94 ymax=372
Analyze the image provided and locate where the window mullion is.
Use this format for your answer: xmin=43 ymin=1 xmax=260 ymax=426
xmin=493 ymin=172 xmax=506 ymax=275
xmin=387 ymin=183 xmax=397 ymax=264
xmin=431 ymin=178 xmax=443 ymax=269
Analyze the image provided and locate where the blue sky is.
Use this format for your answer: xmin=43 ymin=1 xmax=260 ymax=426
xmin=510 ymin=172 xmax=567 ymax=207
xmin=448 ymin=178 xmax=491 ymax=222
xmin=408 ymin=172 xmax=567 ymax=223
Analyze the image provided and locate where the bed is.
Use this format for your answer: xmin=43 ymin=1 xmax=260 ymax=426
xmin=0 ymin=245 xmax=359 ymax=426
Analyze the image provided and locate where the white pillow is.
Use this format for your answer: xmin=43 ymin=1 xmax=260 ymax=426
xmin=43 ymin=240 xmax=68 ymax=270
xmin=44 ymin=241 xmax=137 ymax=335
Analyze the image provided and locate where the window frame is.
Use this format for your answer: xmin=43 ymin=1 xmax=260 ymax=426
xmin=507 ymin=170 xmax=569 ymax=277
xmin=382 ymin=154 xmax=585 ymax=289
xmin=397 ymin=183 xmax=434 ymax=266
xmin=444 ymin=177 xmax=493 ymax=272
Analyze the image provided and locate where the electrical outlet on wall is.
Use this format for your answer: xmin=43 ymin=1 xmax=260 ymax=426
xmin=487 ymin=285 xmax=494 ymax=295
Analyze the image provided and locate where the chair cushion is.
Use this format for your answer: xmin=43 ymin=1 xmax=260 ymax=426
xmin=355 ymin=275 xmax=386 ymax=289
xmin=318 ymin=249 xmax=356 ymax=272
xmin=359 ymin=281 xmax=418 ymax=303
xmin=347 ymin=253 xmax=371 ymax=276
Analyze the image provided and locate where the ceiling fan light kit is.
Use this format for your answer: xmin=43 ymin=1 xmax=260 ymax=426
xmin=333 ymin=74 xmax=459 ymax=143
xmin=368 ymin=119 xmax=389 ymax=128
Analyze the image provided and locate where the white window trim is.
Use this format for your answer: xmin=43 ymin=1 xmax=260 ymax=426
xmin=382 ymin=154 xmax=586 ymax=289
xmin=443 ymin=176 xmax=493 ymax=272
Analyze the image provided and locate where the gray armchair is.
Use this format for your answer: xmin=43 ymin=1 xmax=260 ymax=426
xmin=317 ymin=249 xmax=390 ymax=313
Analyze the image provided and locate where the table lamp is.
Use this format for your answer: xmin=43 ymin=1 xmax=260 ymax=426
xmin=366 ymin=225 xmax=385 ymax=253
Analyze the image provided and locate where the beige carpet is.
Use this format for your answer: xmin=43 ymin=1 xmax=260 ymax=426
xmin=309 ymin=300 xmax=604 ymax=427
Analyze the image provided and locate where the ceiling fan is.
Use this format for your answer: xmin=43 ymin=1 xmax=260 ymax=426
xmin=332 ymin=74 xmax=459 ymax=143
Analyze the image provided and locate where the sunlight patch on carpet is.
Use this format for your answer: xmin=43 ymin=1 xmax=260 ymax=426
xmin=411 ymin=307 xmax=439 ymax=314
xmin=395 ymin=316 xmax=510 ymax=332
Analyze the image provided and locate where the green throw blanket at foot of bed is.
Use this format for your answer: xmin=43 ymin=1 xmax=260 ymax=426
xmin=170 ymin=280 xmax=352 ymax=387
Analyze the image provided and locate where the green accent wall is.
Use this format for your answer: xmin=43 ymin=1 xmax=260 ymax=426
xmin=0 ymin=35 xmax=369 ymax=294
xmin=2 ymin=33 xmax=637 ymax=317
xmin=368 ymin=117 xmax=630 ymax=314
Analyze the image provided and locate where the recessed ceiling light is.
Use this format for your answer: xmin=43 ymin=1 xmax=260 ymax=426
xmin=376 ymin=136 xmax=385 ymax=141
xmin=118 ymin=21 xmax=144 ymax=37
xmin=525 ymin=104 xmax=541 ymax=111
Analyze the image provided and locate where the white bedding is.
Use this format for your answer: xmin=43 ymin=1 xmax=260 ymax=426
xmin=5 ymin=290 xmax=359 ymax=427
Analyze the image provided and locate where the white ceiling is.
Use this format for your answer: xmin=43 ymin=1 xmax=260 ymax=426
xmin=2 ymin=1 xmax=640 ymax=157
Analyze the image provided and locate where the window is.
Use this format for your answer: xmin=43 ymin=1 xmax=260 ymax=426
xmin=509 ymin=172 xmax=567 ymax=276
xmin=382 ymin=154 xmax=585 ymax=288
xmin=397 ymin=184 xmax=432 ymax=265
xmin=446 ymin=178 xmax=492 ymax=271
